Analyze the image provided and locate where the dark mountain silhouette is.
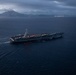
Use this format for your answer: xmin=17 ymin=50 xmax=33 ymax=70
xmin=0 ymin=10 xmax=25 ymax=18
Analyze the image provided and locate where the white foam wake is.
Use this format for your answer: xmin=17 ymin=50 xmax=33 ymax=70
xmin=0 ymin=41 xmax=10 ymax=45
xmin=0 ymin=37 xmax=10 ymax=45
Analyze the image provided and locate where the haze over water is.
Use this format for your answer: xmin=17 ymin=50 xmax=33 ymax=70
xmin=0 ymin=17 xmax=76 ymax=75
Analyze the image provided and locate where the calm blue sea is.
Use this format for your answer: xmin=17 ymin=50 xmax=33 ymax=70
xmin=0 ymin=17 xmax=76 ymax=75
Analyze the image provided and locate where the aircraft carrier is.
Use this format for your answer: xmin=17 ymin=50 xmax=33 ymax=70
xmin=10 ymin=29 xmax=64 ymax=44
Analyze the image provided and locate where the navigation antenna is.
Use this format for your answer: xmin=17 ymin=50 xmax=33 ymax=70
xmin=24 ymin=29 xmax=28 ymax=37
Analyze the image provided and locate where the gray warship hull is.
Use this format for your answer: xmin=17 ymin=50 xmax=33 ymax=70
xmin=10 ymin=32 xmax=64 ymax=44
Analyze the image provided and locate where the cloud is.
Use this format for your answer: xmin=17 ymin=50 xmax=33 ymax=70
xmin=0 ymin=0 xmax=76 ymax=15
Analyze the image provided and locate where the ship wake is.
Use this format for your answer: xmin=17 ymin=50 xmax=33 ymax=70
xmin=0 ymin=37 xmax=10 ymax=45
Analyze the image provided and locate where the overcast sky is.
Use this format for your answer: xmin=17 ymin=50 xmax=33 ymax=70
xmin=0 ymin=0 xmax=76 ymax=15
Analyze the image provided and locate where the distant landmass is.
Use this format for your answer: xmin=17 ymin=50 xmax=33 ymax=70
xmin=0 ymin=10 xmax=74 ymax=18
xmin=0 ymin=10 xmax=26 ymax=18
xmin=0 ymin=10 xmax=55 ymax=18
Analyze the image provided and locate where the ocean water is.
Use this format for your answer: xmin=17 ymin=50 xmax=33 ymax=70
xmin=0 ymin=17 xmax=76 ymax=75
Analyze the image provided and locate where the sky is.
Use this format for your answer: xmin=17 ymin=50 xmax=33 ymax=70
xmin=0 ymin=0 xmax=76 ymax=15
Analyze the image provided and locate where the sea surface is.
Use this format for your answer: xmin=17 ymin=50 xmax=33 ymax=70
xmin=0 ymin=17 xmax=76 ymax=75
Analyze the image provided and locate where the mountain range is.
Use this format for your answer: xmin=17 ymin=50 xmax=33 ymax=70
xmin=0 ymin=10 xmax=26 ymax=18
xmin=0 ymin=10 xmax=55 ymax=18
xmin=0 ymin=10 xmax=73 ymax=18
